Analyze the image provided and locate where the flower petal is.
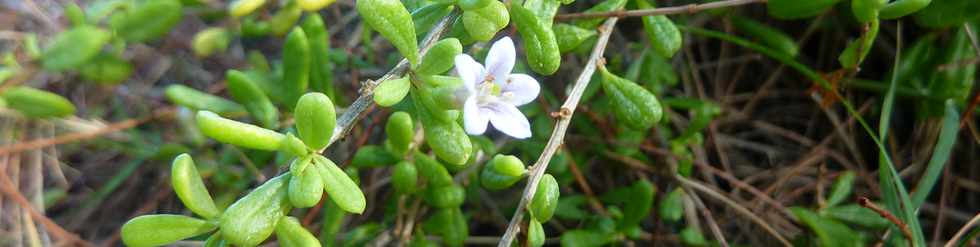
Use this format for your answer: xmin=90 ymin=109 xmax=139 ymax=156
xmin=484 ymin=37 xmax=515 ymax=85
xmin=501 ymin=73 xmax=540 ymax=106
xmin=454 ymin=54 xmax=485 ymax=92
xmin=487 ymin=102 xmax=532 ymax=139
xmin=463 ymin=97 xmax=489 ymax=135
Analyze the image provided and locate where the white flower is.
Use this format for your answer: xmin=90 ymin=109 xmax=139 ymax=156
xmin=454 ymin=37 xmax=540 ymax=139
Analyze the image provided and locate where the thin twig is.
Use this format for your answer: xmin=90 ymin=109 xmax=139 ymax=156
xmin=676 ymin=175 xmax=793 ymax=247
xmin=554 ymin=0 xmax=765 ymax=20
xmin=0 ymin=109 xmax=173 ymax=155
xmin=859 ymin=197 xmax=914 ymax=244
xmin=320 ymin=13 xmax=456 ymax=151
xmin=945 ymin=213 xmax=980 ymax=247
xmin=497 ymin=17 xmax=620 ymax=247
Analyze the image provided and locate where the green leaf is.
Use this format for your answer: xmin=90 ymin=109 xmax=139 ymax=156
xmin=227 ymin=69 xmax=279 ymax=129
xmin=599 ymin=65 xmax=663 ymax=130
xmin=790 ymin=207 xmax=864 ymax=247
xmin=879 ymin=0 xmax=933 ymax=19
xmin=621 ymin=179 xmax=655 ymax=227
xmin=480 ymin=154 xmax=527 ymax=190
xmin=415 ymin=152 xmax=454 ymax=187
xmin=283 ymin=28 xmax=312 ymax=108
xmin=839 ymin=19 xmax=879 ymax=68
xmin=679 ymin=227 xmax=707 ymax=247
xmin=40 ymin=25 xmax=110 ymax=71
xmin=221 ymin=174 xmax=292 ymax=247
xmin=426 ymin=207 xmax=468 ymax=247
xmin=196 ymin=110 xmax=285 ymax=150
xmin=357 ymin=0 xmax=419 ymax=65
xmin=659 ymin=187 xmax=684 ymax=222
xmin=171 ymin=154 xmax=220 ymax=219
xmin=386 ymin=111 xmax=415 ymax=156
xmin=559 ymin=230 xmax=614 ymax=247
xmin=268 ymin=1 xmax=303 ymax=36
xmin=78 ymin=53 xmax=133 ymax=85
xmin=821 ymin=204 xmax=891 ymax=229
xmin=572 ymin=0 xmax=626 ymax=29
xmin=412 ymin=3 xmax=455 ymax=36
xmin=511 ymin=4 xmax=561 ymax=75
xmin=0 ymin=86 xmax=75 ymax=118
xmin=418 ymin=101 xmax=472 ymax=166
xmin=314 ymin=155 xmax=367 ymax=214
xmin=392 ymin=161 xmax=419 ymax=194
xmin=374 ymin=77 xmax=412 ymax=107
xmin=913 ymin=0 xmax=980 ymax=28
xmin=229 ymin=0 xmax=267 ymax=17
xmin=165 ymin=85 xmax=245 ymax=115
xmin=457 ymin=0 xmax=492 ymax=11
xmin=192 ymin=27 xmax=230 ymax=58
xmin=108 ymin=0 xmax=182 ymax=42
xmin=852 ymin=0 xmax=886 ymax=23
xmin=636 ymin=0 xmax=681 ymax=58
xmin=462 ymin=0 xmax=510 ymax=42
xmin=416 ymin=38 xmax=462 ymax=75
xmin=553 ymin=23 xmax=596 ymax=53
xmin=826 ymin=171 xmax=856 ymax=208
xmin=295 ymin=92 xmax=337 ymax=150
xmin=766 ymin=0 xmax=841 ymax=19
xmin=528 ymin=218 xmax=545 ymax=247
xmin=298 ymin=0 xmax=334 ymax=11
xmin=351 ymin=145 xmax=399 ymax=168
xmin=730 ymin=16 xmax=798 ymax=57
xmin=425 ymin=184 xmax=465 ymax=208
xmin=302 ymin=15 xmax=337 ymax=100
xmin=529 ymin=174 xmax=560 ymax=222
xmin=523 ymin=0 xmax=560 ymax=29
xmin=121 ymin=214 xmax=217 ymax=247
xmin=275 ymin=216 xmax=322 ymax=247
xmin=288 ymin=167 xmax=324 ymax=208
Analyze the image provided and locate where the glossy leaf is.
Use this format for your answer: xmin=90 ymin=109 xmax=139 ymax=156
xmin=227 ymin=70 xmax=279 ymax=129
xmin=461 ymin=0 xmax=510 ymax=42
xmin=417 ymin=38 xmax=462 ymax=75
xmin=220 ymin=174 xmax=292 ymax=247
xmin=879 ymin=0 xmax=933 ymax=19
xmin=314 ymin=155 xmax=366 ymax=214
xmin=392 ymin=161 xmax=419 ymax=194
xmin=357 ymin=0 xmax=419 ymax=65
xmin=374 ymin=77 xmax=411 ymax=107
xmin=171 ymin=154 xmax=220 ymax=219
xmin=599 ymin=65 xmax=663 ymax=130
xmin=283 ymin=28 xmax=312 ymax=108
xmin=196 ymin=110 xmax=285 ymax=150
xmin=415 ymin=152 xmax=454 ymax=187
xmin=528 ymin=218 xmax=545 ymax=247
xmin=165 ymin=85 xmax=245 ymax=115
xmin=553 ymin=23 xmax=596 ymax=53
xmin=637 ymin=0 xmax=681 ymax=58
xmin=512 ymin=4 xmax=561 ymax=75
xmin=295 ymin=92 xmax=337 ymax=150
xmin=289 ymin=167 xmax=324 ymax=208
xmin=480 ymin=154 xmax=527 ymax=190
xmin=276 ymin=216 xmax=322 ymax=247
xmin=425 ymin=184 xmax=465 ymax=208
xmin=529 ymin=174 xmax=559 ymax=222
xmin=121 ymin=214 xmax=217 ymax=247
xmin=386 ymin=111 xmax=415 ymax=156
xmin=458 ymin=0 xmax=492 ymax=11
xmin=852 ymin=0 xmax=886 ymax=23
xmin=0 ymin=86 xmax=75 ymax=118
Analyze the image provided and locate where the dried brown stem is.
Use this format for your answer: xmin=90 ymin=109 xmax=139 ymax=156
xmin=858 ymin=197 xmax=914 ymax=244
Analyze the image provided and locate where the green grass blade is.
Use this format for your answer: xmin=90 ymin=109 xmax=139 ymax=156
xmin=911 ymin=100 xmax=960 ymax=208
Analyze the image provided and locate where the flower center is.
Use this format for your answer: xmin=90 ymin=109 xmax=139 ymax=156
xmin=476 ymin=75 xmax=505 ymax=104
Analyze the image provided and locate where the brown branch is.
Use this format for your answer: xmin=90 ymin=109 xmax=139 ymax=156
xmin=497 ymin=17 xmax=620 ymax=246
xmin=0 ymin=109 xmax=173 ymax=155
xmin=555 ymin=0 xmax=766 ymax=20
xmin=945 ymin=213 xmax=980 ymax=247
xmin=0 ymin=165 xmax=91 ymax=247
xmin=859 ymin=197 xmax=914 ymax=244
